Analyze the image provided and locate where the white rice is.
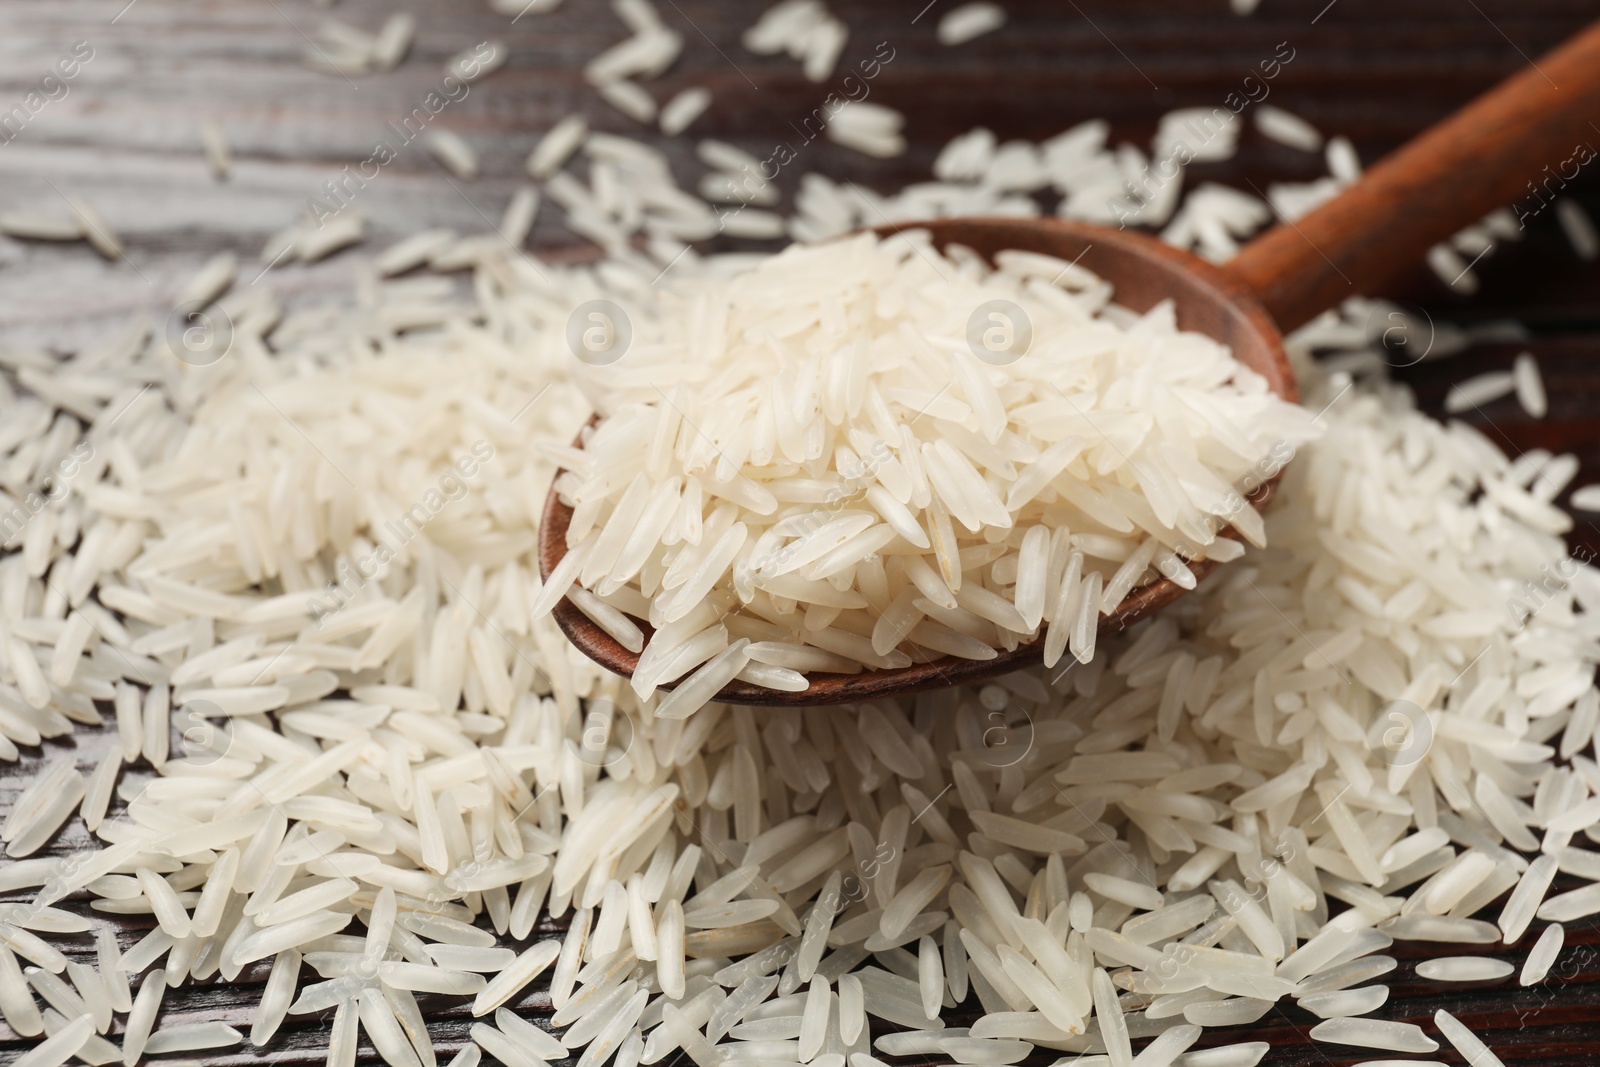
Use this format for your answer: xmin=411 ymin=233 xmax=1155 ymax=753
xmin=938 ymin=3 xmax=1006 ymax=46
xmin=1434 ymin=1009 xmax=1507 ymax=1067
xmin=295 ymin=212 xmax=366 ymax=262
xmin=1093 ymin=967 xmax=1131 ymax=1067
xmin=0 ymin=15 xmax=1596 ymax=1067
xmin=0 ymin=213 xmax=83 ymax=241
xmin=78 ymin=748 xmax=119 ymax=832
xmin=67 ymin=197 xmax=122 ymax=260
xmin=660 ymin=88 xmax=712 ymax=136
xmin=1175 ymin=1044 xmax=1268 ymax=1067
xmin=1513 ymin=351 xmax=1547 ymax=418
xmin=1295 ymin=985 xmax=1388 ymax=1019
xmin=1521 ymin=924 xmax=1563 ymax=986
xmin=447 ymin=40 xmax=508 ymax=83
xmin=426 ymin=132 xmax=480 ymax=180
xmin=1325 ymin=136 xmax=1362 ymax=183
xmin=143 ymin=1022 xmax=244 ymax=1054
xmin=1498 ymin=854 xmax=1557 ymax=942
xmin=744 ymin=1 xmax=849 ymax=82
xmin=251 ymin=948 xmax=299 ymax=1045
xmin=827 ymin=103 xmax=907 ymax=157
xmin=1308 ymin=1018 xmax=1439 ymax=1053
xmin=527 ymin=116 xmax=588 ymax=178
xmin=586 ymin=9 xmax=681 ymax=87
xmin=549 ymin=230 xmax=1313 ymax=717
xmin=122 ymin=968 xmax=165 ymax=1064
xmin=373 ymin=13 xmax=416 ymax=71
xmin=200 ymin=119 xmax=232 ymax=179
xmin=1556 ymin=198 xmax=1599 ymax=260
xmin=1444 ymin=370 xmax=1515 ymax=412
xmin=1254 ymin=105 xmax=1322 ymax=151
xmin=3 ymin=758 xmax=84 ymax=857
xmin=1157 ymin=108 xmax=1241 ymax=166
xmin=597 ymin=80 xmax=657 ymax=123
xmin=501 ymin=186 xmax=541 ymax=247
xmin=12 ymin=1013 xmax=92 ymax=1067
xmin=1414 ymin=956 xmax=1514 ymax=982
xmin=1571 ymin=484 xmax=1600 ymax=512
xmin=1427 ymin=243 xmax=1478 ymax=293
xmin=1536 ymin=882 xmax=1600 ymax=922
xmin=175 ymin=251 xmax=238 ymax=312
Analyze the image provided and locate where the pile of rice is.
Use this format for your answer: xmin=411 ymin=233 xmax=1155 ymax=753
xmin=546 ymin=230 xmax=1315 ymax=714
xmin=0 ymin=3 xmax=1595 ymax=1067
xmin=0 ymin=249 xmax=1592 ymax=1067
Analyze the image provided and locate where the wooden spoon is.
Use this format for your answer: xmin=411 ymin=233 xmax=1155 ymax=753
xmin=540 ymin=20 xmax=1600 ymax=706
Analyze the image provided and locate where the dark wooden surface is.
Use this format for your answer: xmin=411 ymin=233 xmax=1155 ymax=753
xmin=4 ymin=0 xmax=1600 ymax=1064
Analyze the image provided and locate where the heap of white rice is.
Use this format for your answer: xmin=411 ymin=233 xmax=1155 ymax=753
xmin=0 ymin=3 xmax=1594 ymax=1066
xmin=544 ymin=230 xmax=1316 ymax=713
xmin=0 ymin=232 xmax=1591 ymax=1067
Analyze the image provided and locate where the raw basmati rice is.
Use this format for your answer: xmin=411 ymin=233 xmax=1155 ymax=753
xmin=447 ymin=40 xmax=507 ymax=83
xmin=295 ymin=212 xmax=366 ymax=262
xmin=12 ymin=1013 xmax=92 ymax=1067
xmin=0 ymin=13 xmax=1596 ymax=1067
xmin=1498 ymin=854 xmax=1557 ymax=943
xmin=142 ymin=1022 xmax=244 ymax=1054
xmin=827 ymin=102 xmax=907 ymax=157
xmin=1295 ymin=985 xmax=1388 ymax=1019
xmin=1513 ymin=351 xmax=1547 ymax=418
xmin=661 ymin=88 xmax=712 ymax=135
xmin=1175 ymin=1044 xmax=1269 ymax=1067
xmin=1414 ymin=957 xmax=1514 ymax=982
xmin=200 ymin=119 xmax=232 ymax=179
xmin=938 ymin=3 xmax=1006 ymax=46
xmin=175 ymin=251 xmax=237 ymax=313
xmin=1556 ymin=198 xmax=1599 ymax=260
xmin=1254 ymin=105 xmax=1322 ymax=151
xmin=1444 ymin=370 xmax=1515 ymax=412
xmin=67 ymin=197 xmax=121 ymax=260
xmin=528 ymin=116 xmax=588 ymax=178
xmin=1309 ymin=1017 xmax=1439 ymax=1053
xmin=426 ymin=132 xmax=480 ymax=180
xmin=1434 ymin=1009 xmax=1507 ymax=1067
xmin=1427 ymin=243 xmax=1478 ymax=293
xmin=121 ymin=969 xmax=165 ymax=1064
xmin=1571 ymin=484 xmax=1600 ymax=512
xmin=1521 ymin=924 xmax=1563 ymax=986
xmin=374 ymin=13 xmax=417 ymax=70
xmin=597 ymin=80 xmax=656 ymax=123
xmin=547 ymin=229 xmax=1314 ymax=718
xmin=0 ymin=213 xmax=83 ymax=241
xmin=744 ymin=0 xmax=848 ymax=81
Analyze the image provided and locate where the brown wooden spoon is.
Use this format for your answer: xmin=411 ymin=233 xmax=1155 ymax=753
xmin=540 ymin=19 xmax=1600 ymax=707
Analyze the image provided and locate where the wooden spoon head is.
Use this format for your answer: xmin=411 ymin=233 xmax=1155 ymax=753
xmin=539 ymin=216 xmax=1296 ymax=706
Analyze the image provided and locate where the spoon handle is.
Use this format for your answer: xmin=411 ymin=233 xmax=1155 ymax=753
xmin=1227 ymin=18 xmax=1600 ymax=331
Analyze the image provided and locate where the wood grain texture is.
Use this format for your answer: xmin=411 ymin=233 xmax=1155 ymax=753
xmin=1229 ymin=16 xmax=1600 ymax=330
xmin=3 ymin=0 xmax=1600 ymax=1064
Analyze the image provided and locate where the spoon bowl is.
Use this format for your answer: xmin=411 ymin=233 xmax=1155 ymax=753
xmin=539 ymin=18 xmax=1600 ymax=706
xmin=539 ymin=218 xmax=1293 ymax=705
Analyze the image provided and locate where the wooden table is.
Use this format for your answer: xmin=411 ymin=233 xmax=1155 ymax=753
xmin=3 ymin=0 xmax=1600 ymax=1063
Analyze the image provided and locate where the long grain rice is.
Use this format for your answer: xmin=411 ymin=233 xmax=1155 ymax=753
xmin=1521 ymin=923 xmax=1563 ymax=986
xmin=5 ymin=21 xmax=1600 ymax=1067
xmin=1433 ymin=1009 xmax=1506 ymax=1067
xmin=938 ymin=3 xmax=1006 ymax=46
